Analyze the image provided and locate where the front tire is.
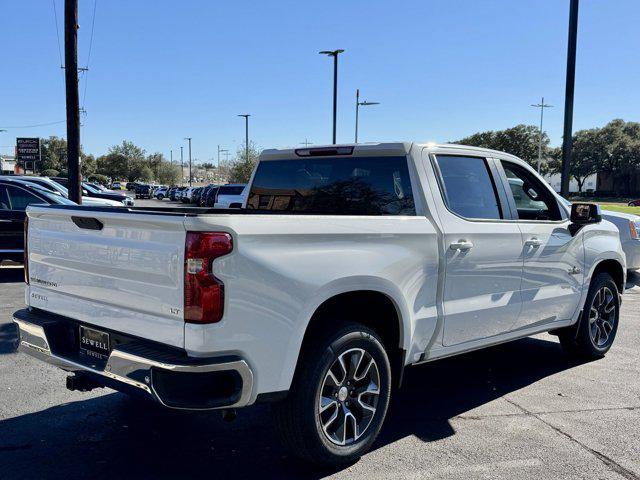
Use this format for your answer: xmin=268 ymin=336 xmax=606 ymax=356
xmin=559 ymin=272 xmax=620 ymax=358
xmin=273 ymin=323 xmax=392 ymax=466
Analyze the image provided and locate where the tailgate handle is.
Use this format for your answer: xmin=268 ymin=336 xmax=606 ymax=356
xmin=71 ymin=216 xmax=103 ymax=231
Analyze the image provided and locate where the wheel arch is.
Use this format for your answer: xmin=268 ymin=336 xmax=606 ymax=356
xmin=291 ymin=287 xmax=409 ymax=390
xmin=591 ymin=258 xmax=625 ymax=294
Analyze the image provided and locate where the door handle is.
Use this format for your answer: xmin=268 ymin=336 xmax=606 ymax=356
xmin=450 ymin=240 xmax=474 ymax=251
xmin=524 ymin=237 xmax=543 ymax=247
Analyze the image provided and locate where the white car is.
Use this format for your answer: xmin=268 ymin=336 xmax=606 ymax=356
xmin=14 ymin=142 xmax=625 ymax=466
xmin=601 ymin=210 xmax=640 ymax=270
xmin=214 ymin=183 xmax=246 ymax=208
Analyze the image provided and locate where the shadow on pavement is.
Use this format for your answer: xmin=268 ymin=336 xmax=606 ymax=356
xmin=0 ymin=336 xmax=589 ymax=480
xmin=0 ymin=266 xmax=24 ymax=284
xmin=0 ymin=322 xmax=18 ymax=354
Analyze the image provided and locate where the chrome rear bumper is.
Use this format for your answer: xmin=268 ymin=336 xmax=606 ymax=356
xmin=13 ymin=310 xmax=253 ymax=410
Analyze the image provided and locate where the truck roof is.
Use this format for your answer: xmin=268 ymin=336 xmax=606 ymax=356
xmin=259 ymin=142 xmax=521 ymax=161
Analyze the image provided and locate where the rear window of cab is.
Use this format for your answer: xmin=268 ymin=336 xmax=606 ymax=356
xmin=246 ymin=156 xmax=415 ymax=215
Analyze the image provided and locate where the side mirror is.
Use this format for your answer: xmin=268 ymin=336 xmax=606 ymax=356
xmin=82 ymin=189 xmax=88 ymax=195
xmin=570 ymin=203 xmax=601 ymax=234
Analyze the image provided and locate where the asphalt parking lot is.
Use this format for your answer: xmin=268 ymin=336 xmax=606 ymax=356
xmin=1 ymin=197 xmax=639 ymax=479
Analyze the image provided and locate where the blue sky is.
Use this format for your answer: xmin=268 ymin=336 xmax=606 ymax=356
xmin=1 ymin=0 xmax=639 ymax=163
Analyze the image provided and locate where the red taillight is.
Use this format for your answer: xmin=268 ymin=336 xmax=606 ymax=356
xmin=184 ymin=232 xmax=233 ymax=323
xmin=24 ymin=215 xmax=29 ymax=284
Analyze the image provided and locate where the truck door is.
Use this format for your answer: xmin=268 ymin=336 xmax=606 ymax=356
xmin=428 ymin=154 xmax=525 ymax=346
xmin=497 ymin=160 xmax=583 ymax=330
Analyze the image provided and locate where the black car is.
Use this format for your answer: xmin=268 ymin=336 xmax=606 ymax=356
xmin=0 ymin=179 xmax=76 ymax=263
xmin=135 ymin=184 xmax=152 ymax=199
xmin=203 ymin=185 xmax=221 ymax=207
xmin=191 ymin=187 xmax=204 ymax=205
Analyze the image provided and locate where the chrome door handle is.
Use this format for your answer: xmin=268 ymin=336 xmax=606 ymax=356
xmin=450 ymin=240 xmax=474 ymax=251
xmin=525 ymin=237 xmax=543 ymax=247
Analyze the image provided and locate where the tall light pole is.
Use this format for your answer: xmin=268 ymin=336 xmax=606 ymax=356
xmin=170 ymin=149 xmax=173 ymax=166
xmin=531 ymin=97 xmax=553 ymax=173
xmin=184 ymin=137 xmax=192 ymax=186
xmin=180 ymin=146 xmax=184 ymax=186
xmin=319 ymin=49 xmax=344 ymax=144
xmin=238 ymin=114 xmax=250 ymax=162
xmin=561 ymin=0 xmax=580 ymax=197
xmin=355 ymin=89 xmax=380 ymax=143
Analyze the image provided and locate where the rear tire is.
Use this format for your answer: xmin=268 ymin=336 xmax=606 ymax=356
xmin=273 ymin=323 xmax=392 ymax=467
xmin=558 ymin=272 xmax=620 ymax=359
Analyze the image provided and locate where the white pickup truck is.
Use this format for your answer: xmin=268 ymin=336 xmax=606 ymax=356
xmin=13 ymin=142 xmax=625 ymax=465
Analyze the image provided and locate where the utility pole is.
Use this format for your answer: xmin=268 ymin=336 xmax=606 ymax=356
xmin=64 ymin=0 xmax=81 ymax=204
xmin=561 ymin=0 xmax=580 ymax=197
xmin=170 ymin=149 xmax=173 ymax=166
xmin=531 ymin=97 xmax=553 ymax=173
xmin=319 ymin=49 xmax=344 ymax=144
xmin=355 ymin=89 xmax=380 ymax=143
xmin=300 ymin=139 xmax=313 ymax=147
xmin=217 ymin=145 xmax=228 ymax=167
xmin=180 ymin=146 xmax=184 ymax=186
xmin=238 ymin=115 xmax=250 ymax=162
xmin=184 ymin=137 xmax=192 ymax=187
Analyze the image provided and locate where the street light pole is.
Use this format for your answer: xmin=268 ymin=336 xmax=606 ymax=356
xmin=561 ymin=0 xmax=580 ymax=197
xmin=184 ymin=137 xmax=192 ymax=187
xmin=180 ymin=146 xmax=184 ymax=186
xmin=355 ymin=89 xmax=380 ymax=143
xmin=530 ymin=97 xmax=553 ymax=173
xmin=238 ymin=115 xmax=250 ymax=162
xmin=319 ymin=49 xmax=344 ymax=144
xmin=170 ymin=149 xmax=173 ymax=166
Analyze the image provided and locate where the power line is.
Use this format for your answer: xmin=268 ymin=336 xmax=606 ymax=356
xmin=82 ymin=0 xmax=98 ymax=109
xmin=0 ymin=120 xmax=66 ymax=129
xmin=52 ymin=0 xmax=64 ymax=68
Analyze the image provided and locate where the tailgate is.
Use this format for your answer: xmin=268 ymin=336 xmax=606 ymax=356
xmin=26 ymin=206 xmax=187 ymax=348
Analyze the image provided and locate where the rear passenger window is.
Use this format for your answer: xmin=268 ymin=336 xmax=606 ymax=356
xmin=435 ymin=155 xmax=501 ymax=219
xmin=247 ymin=156 xmax=415 ymax=215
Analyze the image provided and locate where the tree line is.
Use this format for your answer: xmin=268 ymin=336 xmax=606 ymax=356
xmin=455 ymin=119 xmax=640 ymax=194
xmin=37 ymin=137 xmax=260 ymax=186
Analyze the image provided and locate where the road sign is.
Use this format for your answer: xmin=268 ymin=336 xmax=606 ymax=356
xmin=16 ymin=138 xmax=40 ymax=162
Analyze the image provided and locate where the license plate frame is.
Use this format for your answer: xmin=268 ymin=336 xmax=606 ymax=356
xmin=79 ymin=325 xmax=111 ymax=361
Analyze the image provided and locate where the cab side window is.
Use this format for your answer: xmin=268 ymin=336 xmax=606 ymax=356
xmin=0 ymin=186 xmax=9 ymax=210
xmin=6 ymin=185 xmax=43 ymax=211
xmin=435 ymin=155 xmax=502 ymax=220
xmin=501 ymin=161 xmax=561 ymax=221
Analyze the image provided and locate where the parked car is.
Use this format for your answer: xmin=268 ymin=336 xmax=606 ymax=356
xmin=0 ymin=176 xmax=124 ymax=207
xmin=125 ymin=182 xmax=138 ymax=191
xmin=0 ymin=178 xmax=76 ymax=263
xmin=627 ymin=199 xmax=640 ymax=206
xmin=558 ymin=197 xmax=640 ymax=271
xmin=202 ymin=185 xmax=221 ymax=207
xmin=14 ymin=142 xmax=625 ymax=466
xmin=167 ymin=187 xmax=178 ymax=201
xmin=214 ymin=183 xmax=246 ymax=209
xmin=52 ymin=178 xmax=135 ymax=206
xmin=174 ymin=186 xmax=188 ymax=201
xmin=191 ymin=187 xmax=204 ymax=205
xmin=135 ymin=184 xmax=152 ymax=199
xmin=154 ymin=186 xmax=169 ymax=200
xmin=181 ymin=187 xmax=195 ymax=203
xmin=111 ymin=182 xmax=122 ymax=190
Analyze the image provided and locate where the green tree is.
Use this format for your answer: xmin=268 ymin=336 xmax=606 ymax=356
xmin=88 ymin=174 xmax=110 ymax=186
xmin=40 ymin=169 xmax=60 ymax=177
xmin=155 ymin=161 xmax=181 ymax=185
xmin=96 ymin=152 xmax=128 ymax=180
xmin=81 ymin=153 xmax=97 ymax=177
xmin=107 ymin=140 xmax=147 ymax=181
xmin=39 ymin=136 xmax=68 ymax=172
xmin=455 ymin=124 xmax=550 ymax=170
xmin=229 ymin=142 xmax=260 ymax=183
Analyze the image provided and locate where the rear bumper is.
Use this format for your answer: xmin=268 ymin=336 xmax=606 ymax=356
xmin=13 ymin=308 xmax=254 ymax=410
